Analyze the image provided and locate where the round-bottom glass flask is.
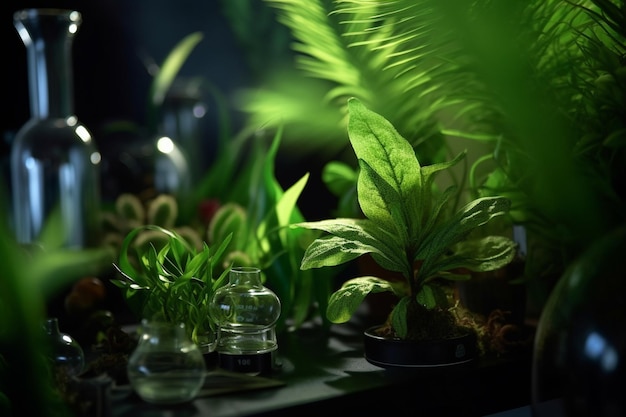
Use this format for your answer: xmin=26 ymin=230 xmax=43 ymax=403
xmin=127 ymin=320 xmax=206 ymax=405
xmin=43 ymin=317 xmax=85 ymax=377
xmin=209 ymin=266 xmax=281 ymax=374
xmin=531 ymin=225 xmax=626 ymax=417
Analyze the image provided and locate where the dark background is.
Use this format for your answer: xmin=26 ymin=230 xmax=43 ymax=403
xmin=1 ymin=0 xmax=250 ymax=173
xmin=1 ymin=0 xmax=334 ymax=220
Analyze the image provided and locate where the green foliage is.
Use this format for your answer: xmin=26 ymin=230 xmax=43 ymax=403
xmin=295 ymin=99 xmax=517 ymax=339
xmin=203 ymin=128 xmax=335 ymax=331
xmin=0 ymin=184 xmax=115 ymax=416
xmin=231 ymin=0 xmax=454 ymax=163
xmin=242 ymin=0 xmax=626 ymax=310
xmin=111 ymin=225 xmax=231 ymax=349
xmin=146 ymin=31 xmax=204 ymax=134
xmin=218 ymin=0 xmax=293 ymax=78
xmin=428 ymin=0 xmax=626 ymax=304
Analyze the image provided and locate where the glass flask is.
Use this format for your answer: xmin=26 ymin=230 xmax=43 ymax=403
xmin=43 ymin=317 xmax=85 ymax=377
xmin=11 ymin=9 xmax=101 ymax=249
xmin=209 ymin=266 xmax=281 ymax=374
xmin=97 ymin=126 xmax=191 ymax=208
xmin=159 ymin=76 xmax=208 ymax=184
xmin=127 ymin=320 xmax=206 ymax=405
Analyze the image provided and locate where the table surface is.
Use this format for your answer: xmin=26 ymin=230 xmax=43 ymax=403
xmin=111 ymin=316 xmax=534 ymax=417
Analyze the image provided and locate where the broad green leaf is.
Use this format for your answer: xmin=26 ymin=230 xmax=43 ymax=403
xmin=295 ymin=218 xmax=405 ymax=269
xmin=322 ymin=161 xmax=358 ymax=196
xmin=391 ymin=296 xmax=411 ymax=338
xmin=295 ymin=218 xmax=400 ymax=251
xmin=347 ymin=98 xmax=422 ymax=229
xmin=299 ymin=235 xmax=380 ymax=269
xmin=326 ymin=277 xmax=396 ymax=323
xmin=357 ymin=159 xmax=408 ymax=243
xmin=416 ymin=284 xmax=437 ymax=309
xmin=440 ymin=236 xmax=517 ymax=273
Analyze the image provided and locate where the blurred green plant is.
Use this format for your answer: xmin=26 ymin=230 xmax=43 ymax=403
xmin=101 ymin=193 xmax=204 ymax=251
xmin=429 ymin=0 xmax=626 ymax=304
xmin=202 ymin=127 xmax=335 ymax=332
xmin=228 ymin=0 xmax=463 ymax=166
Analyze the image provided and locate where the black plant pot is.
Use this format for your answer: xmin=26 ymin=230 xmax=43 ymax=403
xmin=363 ymin=325 xmax=478 ymax=368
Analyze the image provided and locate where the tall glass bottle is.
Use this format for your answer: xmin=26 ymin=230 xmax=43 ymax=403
xmin=11 ymin=9 xmax=101 ymax=248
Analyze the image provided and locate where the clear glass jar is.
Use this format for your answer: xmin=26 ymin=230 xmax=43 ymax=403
xmin=209 ymin=266 xmax=281 ymax=373
xmin=11 ymin=9 xmax=101 ymax=248
xmin=127 ymin=319 xmax=206 ymax=405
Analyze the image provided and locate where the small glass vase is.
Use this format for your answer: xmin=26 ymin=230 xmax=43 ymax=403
xmin=209 ymin=266 xmax=281 ymax=374
xmin=127 ymin=319 xmax=206 ymax=405
xmin=43 ymin=317 xmax=85 ymax=377
xmin=11 ymin=9 xmax=101 ymax=248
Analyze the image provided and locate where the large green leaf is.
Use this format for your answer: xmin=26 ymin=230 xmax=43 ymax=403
xmin=326 ymin=276 xmax=398 ymax=323
xmin=296 ymin=218 xmax=406 ymax=270
xmin=347 ymin=98 xmax=422 ymax=234
xmin=357 ymin=159 xmax=409 ymax=244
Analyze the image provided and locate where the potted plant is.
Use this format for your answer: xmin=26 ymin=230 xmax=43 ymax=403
xmin=294 ymin=98 xmax=517 ymax=367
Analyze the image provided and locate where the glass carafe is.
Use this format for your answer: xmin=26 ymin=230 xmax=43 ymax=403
xmin=11 ymin=9 xmax=101 ymax=248
xmin=127 ymin=319 xmax=206 ymax=405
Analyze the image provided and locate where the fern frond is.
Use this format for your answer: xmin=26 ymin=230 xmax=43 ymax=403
xmin=236 ymin=0 xmax=455 ymax=161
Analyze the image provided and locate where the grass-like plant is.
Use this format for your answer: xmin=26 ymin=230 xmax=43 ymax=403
xmin=294 ymin=99 xmax=517 ymax=340
xmin=203 ymin=128 xmax=335 ymax=332
xmin=111 ymin=225 xmax=231 ymax=351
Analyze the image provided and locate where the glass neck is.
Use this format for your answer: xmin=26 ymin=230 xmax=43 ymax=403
xmin=43 ymin=318 xmax=60 ymax=335
xmin=14 ymin=9 xmax=81 ymax=119
xmin=229 ymin=267 xmax=263 ymax=287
